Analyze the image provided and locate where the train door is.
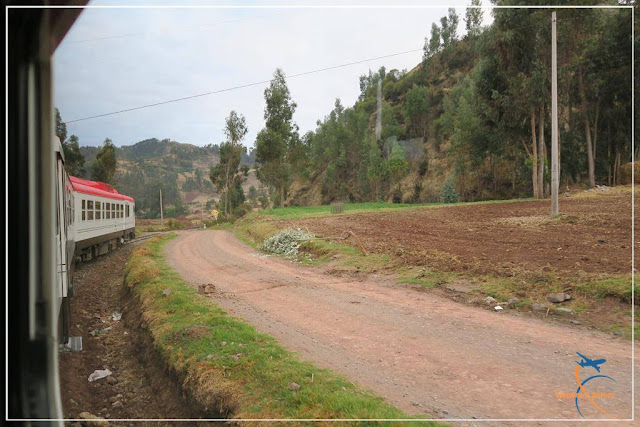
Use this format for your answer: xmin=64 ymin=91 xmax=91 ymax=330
xmin=55 ymin=156 xmax=70 ymax=343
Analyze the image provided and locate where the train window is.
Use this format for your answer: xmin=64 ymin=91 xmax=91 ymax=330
xmin=87 ymin=200 xmax=94 ymax=220
xmin=126 ymin=205 xmax=129 ymax=217
xmin=82 ymin=199 xmax=86 ymax=221
xmin=96 ymin=201 xmax=101 ymax=220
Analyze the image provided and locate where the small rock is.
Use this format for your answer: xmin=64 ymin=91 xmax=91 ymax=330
xmin=563 ymin=294 xmax=571 ymax=301
xmin=547 ymin=293 xmax=567 ymax=303
xmin=494 ymin=305 xmax=503 ymax=311
xmin=78 ymin=411 xmax=108 ymax=426
xmin=111 ymin=400 xmax=123 ymax=408
xmin=109 ymin=396 xmax=119 ymax=403
xmin=342 ymin=386 xmax=347 ymax=391
xmin=412 ymin=401 xmax=421 ymax=407
xmin=484 ymin=296 xmax=497 ymax=305
xmin=532 ymin=303 xmax=547 ymax=312
xmin=162 ymin=288 xmax=171 ymax=297
xmin=206 ymin=354 xmax=214 ymax=360
xmin=235 ymin=353 xmax=243 ymax=358
xmin=555 ymin=307 xmax=573 ymax=314
xmin=106 ymin=376 xmax=118 ymax=385
xmin=570 ymin=320 xmax=581 ymax=325
xmin=198 ymin=284 xmax=216 ymax=294
xmin=69 ymin=398 xmax=78 ymax=406
xmin=288 ymin=382 xmax=301 ymax=391
xmin=507 ymin=298 xmax=519 ymax=309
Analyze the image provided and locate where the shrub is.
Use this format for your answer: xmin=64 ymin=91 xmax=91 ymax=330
xmin=440 ymin=178 xmax=459 ymax=203
xmin=259 ymin=228 xmax=315 ymax=259
xmin=167 ymin=219 xmax=184 ymax=230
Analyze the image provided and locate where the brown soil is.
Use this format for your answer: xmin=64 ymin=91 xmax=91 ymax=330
xmin=58 ymin=244 xmax=204 ymax=426
xmin=291 ymin=190 xmax=634 ymax=277
xmin=166 ymin=230 xmax=636 ymax=424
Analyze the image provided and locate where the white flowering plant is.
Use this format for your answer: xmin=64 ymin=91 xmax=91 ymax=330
xmin=259 ymin=228 xmax=315 ymax=259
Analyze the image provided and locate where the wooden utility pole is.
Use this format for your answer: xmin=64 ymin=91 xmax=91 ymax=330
xmin=376 ymin=78 xmax=382 ymax=141
xmin=551 ymin=11 xmax=559 ymax=217
xmin=160 ymin=188 xmax=164 ymax=226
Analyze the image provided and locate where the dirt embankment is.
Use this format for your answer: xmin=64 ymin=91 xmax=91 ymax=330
xmin=58 ymin=245 xmax=208 ymax=426
xmin=291 ymin=190 xmax=634 ymax=277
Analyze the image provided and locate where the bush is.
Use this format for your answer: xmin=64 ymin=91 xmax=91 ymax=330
xmin=233 ymin=203 xmax=252 ymax=219
xmin=167 ymin=219 xmax=184 ymax=230
xmin=440 ymin=178 xmax=459 ymax=203
xmin=259 ymin=228 xmax=315 ymax=259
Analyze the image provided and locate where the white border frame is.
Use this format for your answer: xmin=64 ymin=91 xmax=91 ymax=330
xmin=5 ymin=2 xmax=635 ymax=423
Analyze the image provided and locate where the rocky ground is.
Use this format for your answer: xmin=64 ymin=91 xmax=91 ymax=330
xmin=58 ymin=243 xmax=206 ymax=426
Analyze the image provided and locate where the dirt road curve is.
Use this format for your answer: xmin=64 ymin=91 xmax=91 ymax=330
xmin=166 ymin=230 xmax=634 ymax=423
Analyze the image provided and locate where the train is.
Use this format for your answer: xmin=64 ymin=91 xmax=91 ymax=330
xmin=54 ymin=137 xmax=135 ymax=345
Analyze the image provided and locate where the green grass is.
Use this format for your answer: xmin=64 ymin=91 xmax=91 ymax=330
xmin=252 ymin=198 xmax=533 ymax=221
xmin=577 ymin=275 xmax=638 ymax=303
xmin=126 ymin=234 xmax=440 ymax=422
xmin=397 ymin=268 xmax=458 ymax=290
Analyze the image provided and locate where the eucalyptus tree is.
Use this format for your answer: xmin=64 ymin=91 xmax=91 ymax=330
xmin=210 ymin=110 xmax=248 ymax=216
xmin=255 ymin=69 xmax=299 ymax=207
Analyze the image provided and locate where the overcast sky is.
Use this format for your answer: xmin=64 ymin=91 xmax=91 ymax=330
xmin=53 ymin=0 xmax=493 ymax=148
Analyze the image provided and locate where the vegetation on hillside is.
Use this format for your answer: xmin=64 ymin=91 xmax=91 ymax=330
xmin=250 ymin=2 xmax=634 ymax=206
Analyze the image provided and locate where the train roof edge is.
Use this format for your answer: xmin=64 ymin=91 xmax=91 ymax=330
xmin=69 ymin=175 xmax=135 ymax=203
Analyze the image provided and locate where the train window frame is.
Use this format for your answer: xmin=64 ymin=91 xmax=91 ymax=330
xmin=82 ymin=199 xmax=86 ymax=221
xmin=96 ymin=201 xmax=101 ymax=220
xmin=87 ymin=200 xmax=94 ymax=220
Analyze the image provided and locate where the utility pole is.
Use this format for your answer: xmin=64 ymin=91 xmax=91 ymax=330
xmin=159 ymin=188 xmax=164 ymax=226
xmin=551 ymin=11 xmax=559 ymax=217
xmin=375 ymin=78 xmax=382 ymax=141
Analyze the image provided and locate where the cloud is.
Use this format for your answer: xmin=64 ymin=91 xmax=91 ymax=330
xmin=53 ymin=0 xmax=485 ymax=148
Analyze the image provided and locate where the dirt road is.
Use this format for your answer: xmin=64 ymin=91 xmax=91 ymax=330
xmin=166 ymin=230 xmax=634 ymax=423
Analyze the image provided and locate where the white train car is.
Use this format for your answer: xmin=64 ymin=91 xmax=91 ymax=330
xmin=70 ymin=176 xmax=135 ymax=261
xmin=54 ymin=137 xmax=76 ymax=344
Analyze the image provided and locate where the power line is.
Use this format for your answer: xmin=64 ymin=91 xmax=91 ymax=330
xmin=66 ymin=48 xmax=422 ymax=123
xmin=65 ymin=19 xmax=243 ymax=44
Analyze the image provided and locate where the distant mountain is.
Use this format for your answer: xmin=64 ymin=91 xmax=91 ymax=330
xmin=78 ymin=138 xmax=258 ymax=217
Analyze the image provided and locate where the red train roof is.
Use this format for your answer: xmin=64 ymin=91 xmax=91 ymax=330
xmin=70 ymin=176 xmax=135 ymax=203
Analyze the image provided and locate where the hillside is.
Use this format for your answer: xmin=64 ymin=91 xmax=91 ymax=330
xmin=284 ymin=5 xmax=634 ymax=207
xmin=79 ymin=138 xmax=259 ymax=218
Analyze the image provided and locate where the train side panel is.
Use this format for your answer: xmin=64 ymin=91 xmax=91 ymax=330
xmin=73 ymin=194 xmax=135 ymax=261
